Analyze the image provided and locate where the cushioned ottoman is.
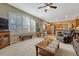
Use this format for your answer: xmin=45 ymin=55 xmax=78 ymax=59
xmin=39 ymin=40 xmax=59 ymax=56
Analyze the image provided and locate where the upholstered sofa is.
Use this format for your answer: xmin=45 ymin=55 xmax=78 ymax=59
xmin=57 ymin=30 xmax=74 ymax=43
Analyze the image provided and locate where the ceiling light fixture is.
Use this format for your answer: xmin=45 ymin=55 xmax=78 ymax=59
xmin=45 ymin=6 xmax=50 ymax=9
xmin=38 ymin=3 xmax=57 ymax=12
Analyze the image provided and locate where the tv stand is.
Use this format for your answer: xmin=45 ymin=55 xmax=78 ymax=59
xmin=0 ymin=30 xmax=10 ymax=49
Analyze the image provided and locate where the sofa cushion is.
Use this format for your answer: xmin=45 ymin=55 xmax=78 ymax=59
xmin=45 ymin=46 xmax=56 ymax=54
xmin=51 ymin=40 xmax=59 ymax=45
xmin=44 ymin=40 xmax=59 ymax=54
xmin=48 ymin=40 xmax=59 ymax=48
xmin=57 ymin=36 xmax=64 ymax=42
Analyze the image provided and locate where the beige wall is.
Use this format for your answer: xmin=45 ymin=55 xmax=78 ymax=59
xmin=0 ymin=3 xmax=43 ymax=43
xmin=0 ymin=4 xmax=43 ymax=22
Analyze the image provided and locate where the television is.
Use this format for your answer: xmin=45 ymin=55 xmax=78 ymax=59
xmin=0 ymin=17 xmax=9 ymax=30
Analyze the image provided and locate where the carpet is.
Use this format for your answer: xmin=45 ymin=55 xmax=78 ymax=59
xmin=0 ymin=38 xmax=76 ymax=56
xmin=55 ymin=42 xmax=77 ymax=56
xmin=0 ymin=38 xmax=43 ymax=56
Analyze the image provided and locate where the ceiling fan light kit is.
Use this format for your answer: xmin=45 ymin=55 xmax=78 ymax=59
xmin=45 ymin=6 xmax=50 ymax=9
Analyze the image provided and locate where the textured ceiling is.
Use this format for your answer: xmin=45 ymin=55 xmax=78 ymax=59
xmin=8 ymin=3 xmax=79 ymax=22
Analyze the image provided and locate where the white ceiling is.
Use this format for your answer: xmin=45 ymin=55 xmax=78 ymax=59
xmin=8 ymin=3 xmax=79 ymax=22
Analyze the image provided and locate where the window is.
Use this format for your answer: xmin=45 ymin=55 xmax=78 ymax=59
xmin=30 ymin=19 xmax=36 ymax=32
xmin=9 ymin=14 xmax=17 ymax=33
xmin=22 ymin=16 xmax=30 ymax=33
xmin=9 ymin=12 xmax=36 ymax=34
xmin=16 ymin=15 xmax=22 ymax=33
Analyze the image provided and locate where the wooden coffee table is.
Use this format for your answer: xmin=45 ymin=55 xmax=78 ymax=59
xmin=35 ymin=41 xmax=48 ymax=56
xmin=35 ymin=40 xmax=59 ymax=56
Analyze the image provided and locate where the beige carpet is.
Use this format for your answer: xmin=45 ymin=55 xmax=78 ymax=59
xmin=0 ymin=38 xmax=76 ymax=56
xmin=0 ymin=38 xmax=43 ymax=56
xmin=55 ymin=42 xmax=77 ymax=56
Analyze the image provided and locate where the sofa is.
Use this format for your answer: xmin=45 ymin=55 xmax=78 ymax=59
xmin=57 ymin=30 xmax=74 ymax=43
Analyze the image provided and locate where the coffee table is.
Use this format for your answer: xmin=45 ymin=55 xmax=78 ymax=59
xmin=35 ymin=40 xmax=59 ymax=56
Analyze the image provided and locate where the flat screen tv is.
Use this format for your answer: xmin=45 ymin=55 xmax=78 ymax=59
xmin=0 ymin=17 xmax=8 ymax=30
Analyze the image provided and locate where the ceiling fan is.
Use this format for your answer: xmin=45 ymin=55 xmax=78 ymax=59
xmin=38 ymin=3 xmax=57 ymax=12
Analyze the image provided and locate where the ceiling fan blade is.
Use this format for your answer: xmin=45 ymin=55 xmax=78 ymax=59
xmin=45 ymin=3 xmax=49 ymax=6
xmin=45 ymin=9 xmax=47 ymax=12
xmin=45 ymin=3 xmax=53 ymax=6
xmin=49 ymin=3 xmax=53 ymax=5
xmin=38 ymin=6 xmax=46 ymax=9
xmin=50 ymin=6 xmax=57 ymax=9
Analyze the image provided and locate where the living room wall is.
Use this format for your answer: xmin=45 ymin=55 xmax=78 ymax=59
xmin=0 ymin=3 xmax=43 ymax=43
